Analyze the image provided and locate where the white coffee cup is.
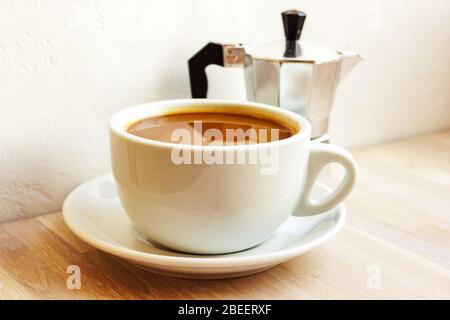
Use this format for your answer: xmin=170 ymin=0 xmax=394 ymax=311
xmin=109 ymin=99 xmax=356 ymax=254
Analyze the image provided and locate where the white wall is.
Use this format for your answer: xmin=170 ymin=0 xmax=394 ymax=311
xmin=1 ymin=0 xmax=449 ymax=222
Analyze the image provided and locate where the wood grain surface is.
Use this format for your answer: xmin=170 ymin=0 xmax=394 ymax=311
xmin=1 ymin=130 xmax=449 ymax=299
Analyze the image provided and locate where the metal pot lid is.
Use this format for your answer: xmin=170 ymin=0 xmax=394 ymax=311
xmin=248 ymin=40 xmax=341 ymax=64
xmin=248 ymin=9 xmax=341 ymax=64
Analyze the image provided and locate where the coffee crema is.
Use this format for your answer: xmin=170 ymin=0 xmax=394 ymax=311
xmin=127 ymin=112 xmax=295 ymax=145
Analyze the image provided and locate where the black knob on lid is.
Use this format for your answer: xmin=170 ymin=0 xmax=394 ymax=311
xmin=282 ymin=10 xmax=306 ymax=41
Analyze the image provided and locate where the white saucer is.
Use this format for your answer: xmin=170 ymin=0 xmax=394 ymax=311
xmin=63 ymin=174 xmax=346 ymax=279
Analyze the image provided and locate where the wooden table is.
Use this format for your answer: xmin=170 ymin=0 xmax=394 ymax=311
xmin=1 ymin=130 xmax=449 ymax=299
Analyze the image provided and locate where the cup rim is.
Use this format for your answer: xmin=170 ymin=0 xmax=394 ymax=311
xmin=109 ymin=99 xmax=311 ymax=150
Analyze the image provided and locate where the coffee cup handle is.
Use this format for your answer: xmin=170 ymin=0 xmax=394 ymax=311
xmin=295 ymin=143 xmax=357 ymax=216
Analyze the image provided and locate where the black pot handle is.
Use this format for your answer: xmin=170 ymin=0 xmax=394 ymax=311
xmin=188 ymin=42 xmax=224 ymax=98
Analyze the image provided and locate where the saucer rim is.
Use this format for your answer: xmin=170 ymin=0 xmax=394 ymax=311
xmin=63 ymin=174 xmax=346 ymax=269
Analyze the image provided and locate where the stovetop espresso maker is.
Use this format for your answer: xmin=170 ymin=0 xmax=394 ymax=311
xmin=188 ymin=9 xmax=361 ymax=141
